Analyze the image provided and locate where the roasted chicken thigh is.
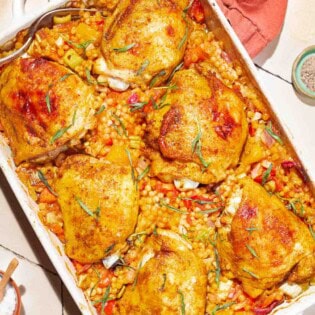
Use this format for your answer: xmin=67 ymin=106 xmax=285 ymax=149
xmin=115 ymin=229 xmax=207 ymax=314
xmin=96 ymin=0 xmax=189 ymax=88
xmin=0 ymin=58 xmax=98 ymax=164
xmin=217 ymin=178 xmax=315 ymax=298
xmin=54 ymin=154 xmax=139 ymax=263
xmin=146 ymin=69 xmax=248 ymax=184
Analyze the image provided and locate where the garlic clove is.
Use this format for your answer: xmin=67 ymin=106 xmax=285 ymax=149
xmin=174 ymin=178 xmax=199 ymax=191
xmin=108 ymin=77 xmax=129 ymax=91
xmin=102 ymin=253 xmax=120 ymax=269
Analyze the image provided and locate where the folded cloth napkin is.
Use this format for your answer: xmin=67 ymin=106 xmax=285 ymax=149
xmin=216 ymin=0 xmax=288 ymax=57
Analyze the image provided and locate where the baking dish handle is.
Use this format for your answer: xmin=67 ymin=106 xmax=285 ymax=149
xmin=12 ymin=0 xmax=25 ymax=19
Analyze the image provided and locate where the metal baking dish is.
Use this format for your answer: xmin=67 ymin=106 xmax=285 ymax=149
xmin=0 ymin=0 xmax=314 ymax=314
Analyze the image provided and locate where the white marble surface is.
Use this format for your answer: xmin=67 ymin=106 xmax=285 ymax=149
xmin=255 ymin=0 xmax=315 ymax=82
xmin=0 ymin=0 xmax=314 ymax=314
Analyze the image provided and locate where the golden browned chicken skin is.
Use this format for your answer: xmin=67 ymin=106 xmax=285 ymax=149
xmin=96 ymin=0 xmax=189 ymax=88
xmin=115 ymin=229 xmax=207 ymax=315
xmin=54 ymin=154 xmax=139 ymax=263
xmin=217 ymin=178 xmax=315 ymax=298
xmin=145 ymin=69 xmax=248 ymax=184
xmin=0 ymin=58 xmax=98 ymax=164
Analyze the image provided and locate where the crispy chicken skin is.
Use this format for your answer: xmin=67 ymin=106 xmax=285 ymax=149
xmin=115 ymin=230 xmax=207 ymax=314
xmin=0 ymin=58 xmax=98 ymax=164
xmin=217 ymin=178 xmax=315 ymax=298
xmin=99 ymin=0 xmax=189 ymax=87
xmin=54 ymin=154 xmax=139 ymax=263
xmin=145 ymin=69 xmax=248 ymax=184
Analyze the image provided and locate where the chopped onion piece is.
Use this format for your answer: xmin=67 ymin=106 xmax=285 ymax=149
xmin=108 ymin=77 xmax=129 ymax=91
xmin=261 ymin=160 xmax=272 ymax=168
xmin=141 ymin=250 xmax=155 ymax=267
xmin=55 ymin=36 xmax=64 ymax=47
xmin=157 ymin=229 xmax=192 ymax=250
xmin=261 ymin=129 xmax=275 ymax=148
xmin=251 ymin=163 xmax=262 ymax=179
xmin=97 ymin=75 xmax=108 ymax=85
xmin=85 ymin=43 xmax=95 ymax=52
xmin=178 ymin=224 xmax=187 ymax=235
xmin=93 ymin=57 xmax=135 ymax=83
xmin=174 ymin=178 xmax=199 ymax=191
xmin=225 ymin=188 xmax=242 ymax=216
xmin=280 ymin=282 xmax=302 ymax=298
xmin=252 ymin=112 xmax=262 ymax=121
xmin=94 ymin=57 xmax=108 ymax=74
xmin=21 ymin=53 xmax=30 ymax=59
xmin=237 ymin=173 xmax=246 ymax=179
xmin=217 ymin=280 xmax=233 ymax=299
xmin=102 ymin=253 xmax=120 ymax=269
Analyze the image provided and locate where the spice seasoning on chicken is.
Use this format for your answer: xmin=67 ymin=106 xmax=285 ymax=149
xmin=300 ymin=55 xmax=315 ymax=92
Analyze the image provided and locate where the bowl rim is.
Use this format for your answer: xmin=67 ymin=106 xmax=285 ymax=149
xmin=0 ymin=270 xmax=21 ymax=315
xmin=292 ymin=45 xmax=315 ymax=99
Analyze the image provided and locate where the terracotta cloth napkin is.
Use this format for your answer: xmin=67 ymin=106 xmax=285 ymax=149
xmin=216 ymin=0 xmax=288 ymax=57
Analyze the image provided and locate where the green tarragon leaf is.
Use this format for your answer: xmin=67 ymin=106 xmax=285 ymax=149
xmin=95 ymin=204 xmax=101 ymax=218
xmin=178 ymin=290 xmax=186 ymax=315
xmin=153 ymin=84 xmax=178 ymax=91
xmin=136 ymin=59 xmax=150 ymax=75
xmin=153 ymin=225 xmax=158 ymax=236
xmin=89 ymin=267 xmax=101 ymax=298
xmin=104 ymin=243 xmax=115 ymax=255
xmin=113 ymin=43 xmax=136 ymax=52
xmin=246 ymin=244 xmax=259 ymax=258
xmin=75 ymin=196 xmax=101 ymax=220
xmin=262 ymin=163 xmax=273 ymax=185
xmin=246 ymin=226 xmax=259 ymax=234
xmin=192 ymin=119 xmax=210 ymax=171
xmin=214 ymin=247 xmax=221 ymax=285
xmin=92 ymin=285 xmax=111 ymax=315
xmin=242 ymin=268 xmax=259 ymax=279
xmin=150 ymin=70 xmax=167 ymax=88
xmin=159 ymin=201 xmax=188 ymax=214
xmin=112 ymin=113 xmax=128 ymax=137
xmin=50 ymin=125 xmax=71 ymax=144
xmin=45 ymin=92 xmax=52 ymax=113
xmin=197 ymin=207 xmax=222 ymax=215
xmin=85 ymin=68 xmax=96 ymax=85
xmin=160 ymin=273 xmax=167 ymax=291
xmin=129 ymin=101 xmax=148 ymax=112
xmin=76 ymin=40 xmax=94 ymax=50
xmin=75 ymin=196 xmax=95 ymax=217
xmin=137 ymin=166 xmax=150 ymax=182
xmin=265 ymin=122 xmax=283 ymax=145
xmin=287 ymin=199 xmax=305 ymax=216
xmin=183 ymin=0 xmax=193 ymax=13
xmin=95 ymin=105 xmax=106 ymax=115
xmin=50 ymin=110 xmax=76 ymax=144
xmin=168 ymin=62 xmax=183 ymax=83
xmin=67 ymin=39 xmax=94 ymax=53
xmin=128 ymin=231 xmax=148 ymax=240
xmin=151 ymin=91 xmax=171 ymax=111
xmin=132 ymin=260 xmax=143 ymax=289
xmin=309 ymin=225 xmax=315 ymax=241
xmin=211 ymin=302 xmax=236 ymax=315
xmin=72 ymin=109 xmax=77 ymax=125
xmin=37 ymin=170 xmax=58 ymax=196
xmin=179 ymin=197 xmax=219 ymax=205
xmin=178 ymin=26 xmax=188 ymax=50
xmin=59 ymin=73 xmax=74 ymax=82
xmin=125 ymin=149 xmax=136 ymax=185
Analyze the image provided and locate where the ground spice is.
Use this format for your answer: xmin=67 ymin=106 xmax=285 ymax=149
xmin=300 ymin=55 xmax=315 ymax=92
